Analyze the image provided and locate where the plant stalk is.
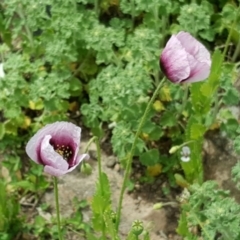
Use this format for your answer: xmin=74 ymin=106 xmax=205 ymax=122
xmin=115 ymin=77 xmax=166 ymax=230
xmin=95 ymin=137 xmax=106 ymax=239
xmin=177 ymin=84 xmax=189 ymax=119
xmin=53 ymin=177 xmax=62 ymax=240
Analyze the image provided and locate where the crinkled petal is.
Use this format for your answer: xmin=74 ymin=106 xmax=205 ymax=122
xmin=176 ymin=32 xmax=200 ymax=56
xmin=40 ymin=135 xmax=69 ymax=171
xmin=44 ymin=153 xmax=89 ymax=177
xmin=160 ymin=35 xmax=190 ymax=83
xmin=194 ymin=43 xmax=211 ymax=66
xmin=26 ymin=121 xmax=81 ymax=164
xmin=181 ymin=54 xmax=210 ymax=83
xmin=185 ymin=63 xmax=210 ymax=83
xmin=44 ymin=165 xmax=68 ymax=177
xmin=177 ymin=31 xmax=211 ymax=66
xmin=68 ymin=153 xmax=89 ymax=170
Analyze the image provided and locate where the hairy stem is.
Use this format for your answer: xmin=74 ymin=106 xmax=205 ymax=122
xmin=95 ymin=137 xmax=106 ymax=239
xmin=53 ymin=177 xmax=62 ymax=240
xmin=115 ymin=78 xmax=166 ymax=230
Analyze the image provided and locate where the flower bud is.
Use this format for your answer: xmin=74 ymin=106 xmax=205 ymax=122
xmin=132 ymin=220 xmax=144 ymax=236
xmin=153 ymin=202 xmax=163 ymax=210
xmin=81 ymin=163 xmax=92 ymax=175
xmin=169 ymin=145 xmax=181 ymax=154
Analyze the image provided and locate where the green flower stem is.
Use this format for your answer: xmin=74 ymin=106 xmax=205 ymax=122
xmin=232 ymin=39 xmax=240 ymax=62
xmin=115 ymin=77 xmax=166 ymax=230
xmin=131 ymin=0 xmax=135 ymax=30
xmin=82 ymin=136 xmax=97 ymax=169
xmin=53 ymin=177 xmax=62 ymax=240
xmin=177 ymin=84 xmax=189 ymax=119
xmin=83 ymin=136 xmax=104 ymax=191
xmin=84 ymin=136 xmax=97 ymax=153
xmin=94 ymin=137 xmax=106 ymax=239
xmin=94 ymin=137 xmax=104 ymax=196
xmin=94 ymin=0 xmax=99 ymax=17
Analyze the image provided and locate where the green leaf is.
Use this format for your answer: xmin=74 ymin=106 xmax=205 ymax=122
xmin=177 ymin=211 xmax=191 ymax=237
xmin=222 ymin=88 xmax=240 ymax=105
xmin=69 ymin=77 xmax=83 ymax=96
xmin=221 ymin=118 xmax=239 ymax=138
xmin=12 ymin=180 xmax=36 ymax=192
xmin=190 ymin=123 xmax=206 ymax=140
xmin=207 ymin=49 xmax=224 ymax=90
xmin=139 ymin=149 xmax=159 ymax=166
xmin=86 ymin=233 xmax=99 ymax=240
xmin=91 ymin=172 xmax=112 ymax=231
xmin=233 ymin=136 xmax=240 ymax=154
xmin=191 ymin=82 xmax=211 ymax=115
xmin=191 ymin=50 xmax=223 ymax=115
xmin=0 ymin=123 xmax=5 ymax=140
xmin=160 ymin=110 xmax=178 ymax=127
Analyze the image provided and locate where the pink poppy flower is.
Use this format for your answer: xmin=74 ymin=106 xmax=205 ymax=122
xmin=26 ymin=121 xmax=89 ymax=177
xmin=160 ymin=31 xmax=211 ymax=83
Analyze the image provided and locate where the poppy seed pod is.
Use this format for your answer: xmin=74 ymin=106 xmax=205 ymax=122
xmin=26 ymin=121 xmax=89 ymax=177
xmin=160 ymin=31 xmax=211 ymax=83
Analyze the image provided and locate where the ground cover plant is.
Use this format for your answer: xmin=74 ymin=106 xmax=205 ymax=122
xmin=1 ymin=0 xmax=240 ymax=239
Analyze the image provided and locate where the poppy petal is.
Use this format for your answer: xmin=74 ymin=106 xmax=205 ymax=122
xmin=40 ymin=135 xmax=69 ymax=171
xmin=160 ymin=35 xmax=190 ymax=83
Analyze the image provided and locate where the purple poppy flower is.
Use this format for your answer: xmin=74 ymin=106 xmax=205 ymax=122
xmin=160 ymin=31 xmax=211 ymax=83
xmin=26 ymin=121 xmax=89 ymax=177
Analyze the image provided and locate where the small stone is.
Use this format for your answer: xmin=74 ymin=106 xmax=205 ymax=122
xmin=135 ymin=183 xmax=140 ymax=190
xmin=88 ymin=150 xmax=98 ymax=160
xmin=135 ymin=173 xmax=142 ymax=179
xmin=106 ymin=156 xmax=117 ymax=168
xmin=114 ymin=163 xmax=120 ymax=172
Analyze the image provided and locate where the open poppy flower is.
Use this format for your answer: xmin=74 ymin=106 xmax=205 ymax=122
xmin=26 ymin=121 xmax=89 ymax=177
xmin=160 ymin=31 xmax=211 ymax=83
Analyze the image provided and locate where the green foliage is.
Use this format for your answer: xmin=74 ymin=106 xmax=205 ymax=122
xmin=139 ymin=149 xmax=160 ymax=166
xmin=90 ymin=172 xmax=119 ymax=239
xmin=232 ymin=161 xmax=240 ymax=190
xmin=177 ymin=1 xmax=216 ymax=41
xmin=178 ymin=181 xmax=240 ymax=239
xmin=0 ymin=180 xmax=21 ymax=239
xmin=1 ymin=0 xmax=240 ymax=238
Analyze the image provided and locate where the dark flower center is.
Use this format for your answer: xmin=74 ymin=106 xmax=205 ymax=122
xmin=53 ymin=144 xmax=73 ymax=161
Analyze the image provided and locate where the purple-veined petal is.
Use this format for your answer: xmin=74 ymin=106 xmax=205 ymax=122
xmin=26 ymin=121 xmax=81 ymax=164
xmin=160 ymin=35 xmax=190 ymax=83
xmin=40 ymin=135 xmax=69 ymax=171
xmin=176 ymin=32 xmax=199 ymax=56
xmin=44 ymin=153 xmax=89 ymax=176
xmin=69 ymin=153 xmax=89 ymax=168
xmin=184 ymin=62 xmax=211 ymax=83
xmin=194 ymin=43 xmax=211 ymax=66
xmin=177 ymin=32 xmax=211 ymax=69
xmin=44 ymin=165 xmax=68 ymax=177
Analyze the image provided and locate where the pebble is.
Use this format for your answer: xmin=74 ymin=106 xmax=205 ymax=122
xmin=106 ymin=156 xmax=117 ymax=168
xmin=88 ymin=150 xmax=97 ymax=160
xmin=114 ymin=163 xmax=120 ymax=172
xmin=135 ymin=173 xmax=142 ymax=179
